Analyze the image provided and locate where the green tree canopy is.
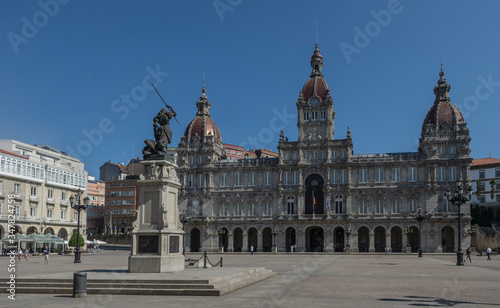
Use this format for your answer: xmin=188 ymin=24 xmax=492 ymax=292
xmin=69 ymin=232 xmax=85 ymax=247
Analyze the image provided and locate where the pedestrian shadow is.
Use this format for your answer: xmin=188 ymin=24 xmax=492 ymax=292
xmin=379 ymin=296 xmax=500 ymax=306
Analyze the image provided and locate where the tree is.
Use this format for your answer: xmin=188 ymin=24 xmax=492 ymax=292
xmin=69 ymin=232 xmax=85 ymax=248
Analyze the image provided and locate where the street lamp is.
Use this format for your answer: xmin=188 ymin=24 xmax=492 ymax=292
xmin=217 ymin=229 xmax=226 ymax=252
xmin=345 ymin=229 xmax=351 ymax=251
xmin=468 ymin=226 xmax=477 ymax=248
xmin=272 ymin=228 xmax=278 ymax=247
xmin=445 ymin=180 xmax=473 ymax=266
xmin=411 ymin=206 xmax=432 ymax=258
xmin=69 ymin=190 xmax=89 ymax=263
xmin=179 ymin=210 xmax=192 ymax=255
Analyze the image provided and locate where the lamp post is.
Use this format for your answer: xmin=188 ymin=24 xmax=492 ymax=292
xmin=345 ymin=229 xmax=351 ymax=252
xmin=179 ymin=210 xmax=192 ymax=255
xmin=445 ymin=180 xmax=473 ymax=266
xmin=217 ymin=229 xmax=225 ymax=252
xmin=467 ymin=226 xmax=477 ymax=249
xmin=411 ymin=206 xmax=432 ymax=258
xmin=69 ymin=190 xmax=89 ymax=263
xmin=404 ymin=228 xmax=413 ymax=247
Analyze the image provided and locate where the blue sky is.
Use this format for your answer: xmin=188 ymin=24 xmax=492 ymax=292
xmin=1 ymin=0 xmax=499 ymax=180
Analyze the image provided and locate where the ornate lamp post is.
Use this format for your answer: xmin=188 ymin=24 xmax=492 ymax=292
xmin=445 ymin=180 xmax=473 ymax=266
xmin=345 ymin=229 xmax=351 ymax=252
xmin=69 ymin=190 xmax=89 ymax=263
xmin=217 ymin=229 xmax=226 ymax=252
xmin=272 ymin=228 xmax=278 ymax=253
xmin=411 ymin=206 xmax=432 ymax=258
xmin=179 ymin=210 xmax=192 ymax=255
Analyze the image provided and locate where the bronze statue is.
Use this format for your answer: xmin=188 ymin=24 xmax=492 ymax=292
xmin=143 ymin=106 xmax=177 ymax=157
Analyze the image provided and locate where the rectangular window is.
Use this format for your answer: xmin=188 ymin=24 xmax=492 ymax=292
xmin=359 ymin=201 xmax=367 ymax=214
xmin=448 ymin=146 xmax=456 ymax=154
xmin=30 ymin=207 xmax=36 ymax=217
xmin=311 ymin=111 xmax=318 ymax=120
xmin=496 ymin=169 xmax=500 ymax=178
xmin=111 ymin=210 xmax=115 ymax=215
xmin=408 ymin=167 xmax=417 ymax=182
xmin=375 ymin=200 xmax=383 ymax=214
xmin=375 ymin=168 xmax=383 ymax=183
xmin=249 ymin=203 xmax=256 ymax=216
xmin=15 ymin=205 xmax=20 ymax=218
xmin=117 ymin=200 xmax=122 ymax=205
xmin=392 ymin=168 xmax=400 ymax=182
xmin=438 ymin=146 xmax=446 ymax=154
xmin=14 ymin=183 xmax=21 ymax=196
xmin=283 ymin=172 xmax=289 ymax=185
xmin=479 ymin=170 xmax=485 ymax=179
xmin=116 ymin=191 xmax=121 ymax=197
xmin=443 ymin=198 xmax=450 ymax=213
xmin=220 ymin=174 xmax=227 ymax=187
xmin=448 ymin=166 xmax=456 ymax=181
xmin=0 ymin=181 xmax=2 ymax=194
xmin=129 ymin=191 xmax=134 ymax=196
xmin=392 ymin=200 xmax=400 ymax=214
xmin=128 ymin=209 xmax=134 ymax=214
xmin=409 ymin=199 xmax=416 ymax=213
xmin=235 ymin=203 xmax=241 ymax=216
xmin=123 ymin=200 xmax=128 ymax=205
xmin=249 ymin=173 xmax=256 ymax=186
xmin=480 ymin=195 xmax=486 ymax=203
xmin=189 ymin=157 xmax=195 ymax=164
xmin=30 ymin=186 xmax=37 ymax=196
xmin=437 ymin=167 xmax=446 ymax=182
xmin=480 ymin=182 xmax=485 ymax=191
xmin=188 ymin=175 xmax=194 ymax=188
xmin=198 ymin=156 xmax=203 ymax=163
xmin=331 ymin=170 xmax=336 ymax=184
xmin=340 ymin=151 xmax=346 ymax=158
xmin=359 ymin=169 xmax=367 ymax=183
xmin=320 ymin=111 xmax=326 ymax=120
xmin=303 ymin=112 xmax=309 ymax=121
xmin=235 ymin=173 xmax=242 ymax=186
xmin=264 ymin=172 xmax=271 ymax=186
xmin=339 ymin=170 xmax=346 ymax=184
xmin=496 ymin=195 xmax=500 ymax=202
xmin=197 ymin=174 xmax=204 ymax=188
xmin=62 ymin=191 xmax=66 ymax=200
xmin=61 ymin=210 xmax=66 ymax=220
xmin=47 ymin=209 xmax=53 ymax=218
xmin=292 ymin=171 xmax=298 ymax=185
xmin=311 ymin=152 xmax=318 ymax=159
xmin=264 ymin=202 xmax=271 ymax=216
xmin=220 ymin=204 xmax=227 ymax=216
xmin=122 ymin=191 xmax=128 ymax=196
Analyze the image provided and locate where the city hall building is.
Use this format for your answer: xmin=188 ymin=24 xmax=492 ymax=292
xmin=176 ymin=44 xmax=473 ymax=253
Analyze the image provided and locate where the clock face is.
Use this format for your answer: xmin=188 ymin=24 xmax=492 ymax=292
xmin=311 ymin=99 xmax=318 ymax=106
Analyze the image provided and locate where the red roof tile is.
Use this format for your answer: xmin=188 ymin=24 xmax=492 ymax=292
xmin=472 ymin=158 xmax=500 ymax=167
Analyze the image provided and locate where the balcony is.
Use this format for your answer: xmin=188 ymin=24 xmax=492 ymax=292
xmin=60 ymin=199 xmax=69 ymax=206
xmin=29 ymin=195 xmax=39 ymax=202
xmin=46 ymin=198 xmax=55 ymax=204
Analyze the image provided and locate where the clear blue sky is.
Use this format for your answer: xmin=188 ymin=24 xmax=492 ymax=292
xmin=1 ymin=0 xmax=499 ymax=180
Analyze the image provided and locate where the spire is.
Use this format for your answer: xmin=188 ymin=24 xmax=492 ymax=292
xmin=433 ymin=64 xmax=451 ymax=104
xmin=196 ymin=83 xmax=211 ymax=116
xmin=310 ymin=43 xmax=323 ymax=77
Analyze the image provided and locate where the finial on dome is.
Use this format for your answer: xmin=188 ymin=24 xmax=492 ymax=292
xmin=347 ymin=126 xmax=351 ymax=138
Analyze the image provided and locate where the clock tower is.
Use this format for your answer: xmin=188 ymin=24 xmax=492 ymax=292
xmin=297 ymin=44 xmax=335 ymax=142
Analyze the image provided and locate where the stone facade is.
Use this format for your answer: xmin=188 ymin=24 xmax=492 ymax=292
xmin=176 ymin=45 xmax=473 ymax=253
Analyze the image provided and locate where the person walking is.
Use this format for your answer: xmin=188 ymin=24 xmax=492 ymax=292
xmin=486 ymin=247 xmax=492 ymax=260
xmin=24 ymin=248 xmax=29 ymax=261
xmin=250 ymin=245 xmax=254 ymax=255
xmin=18 ymin=248 xmax=22 ymax=261
xmin=464 ymin=246 xmax=472 ymax=263
xmin=43 ymin=246 xmax=50 ymax=264
xmin=385 ymin=246 xmax=390 ymax=255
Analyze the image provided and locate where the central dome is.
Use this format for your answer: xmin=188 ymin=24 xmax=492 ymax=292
xmin=182 ymin=86 xmax=222 ymax=144
xmin=301 ymin=43 xmax=331 ymax=102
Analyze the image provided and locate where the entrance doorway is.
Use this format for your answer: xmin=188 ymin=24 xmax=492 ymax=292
xmin=233 ymin=228 xmax=243 ymax=252
xmin=358 ymin=227 xmax=369 ymax=252
xmin=391 ymin=227 xmax=402 ymax=252
xmin=306 ymin=227 xmax=324 ymax=252
xmin=286 ymin=227 xmax=296 ymax=252
xmin=190 ymin=228 xmax=201 ymax=252
xmin=334 ymin=227 xmax=345 ymax=252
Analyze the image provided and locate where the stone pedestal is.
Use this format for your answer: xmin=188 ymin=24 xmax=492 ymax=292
xmin=272 ymin=246 xmax=278 ymax=254
xmin=218 ymin=246 xmax=225 ymax=253
xmin=405 ymin=246 xmax=411 ymax=254
xmin=129 ymin=159 xmax=184 ymax=273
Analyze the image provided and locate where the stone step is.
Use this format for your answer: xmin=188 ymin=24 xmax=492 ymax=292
xmin=4 ymin=267 xmax=276 ymax=296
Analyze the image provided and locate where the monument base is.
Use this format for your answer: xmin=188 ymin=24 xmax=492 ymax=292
xmin=129 ymin=254 xmax=184 ymax=273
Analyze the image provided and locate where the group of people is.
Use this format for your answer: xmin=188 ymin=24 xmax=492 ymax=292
xmin=464 ymin=246 xmax=493 ymax=263
xmin=14 ymin=246 xmax=50 ymax=264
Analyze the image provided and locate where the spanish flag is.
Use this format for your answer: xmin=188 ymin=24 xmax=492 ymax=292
xmin=313 ymin=191 xmax=316 ymax=206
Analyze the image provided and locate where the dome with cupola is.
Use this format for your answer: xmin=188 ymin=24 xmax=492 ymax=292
xmin=300 ymin=44 xmax=331 ymax=103
xmin=182 ymin=85 xmax=222 ymax=144
xmin=422 ymin=68 xmax=465 ymax=133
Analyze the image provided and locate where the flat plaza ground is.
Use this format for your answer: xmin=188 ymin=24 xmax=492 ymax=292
xmin=1 ymin=248 xmax=499 ymax=307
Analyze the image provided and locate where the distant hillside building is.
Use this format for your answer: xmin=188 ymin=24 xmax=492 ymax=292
xmin=176 ymin=44 xmax=473 ymax=254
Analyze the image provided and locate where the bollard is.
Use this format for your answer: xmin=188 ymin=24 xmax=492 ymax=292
xmin=203 ymin=251 xmax=207 ymax=268
xmin=73 ymin=272 xmax=87 ymax=298
xmin=220 ymin=257 xmax=223 ymax=267
xmin=114 ymin=245 xmax=116 ymax=251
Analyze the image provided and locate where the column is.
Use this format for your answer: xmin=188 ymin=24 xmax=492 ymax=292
xmin=242 ymin=232 xmax=248 ymax=252
xmin=227 ymin=231 xmax=234 ymax=252
xmin=297 ymin=230 xmax=305 ymax=252
xmin=257 ymin=231 xmax=263 ymax=252
xmin=386 ymin=232 xmax=392 ymax=253
xmin=369 ymin=232 xmax=375 ymax=252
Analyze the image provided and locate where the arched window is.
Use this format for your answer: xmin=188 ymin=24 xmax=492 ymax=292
xmin=335 ymin=195 xmax=343 ymax=214
xmin=287 ymin=196 xmax=295 ymax=214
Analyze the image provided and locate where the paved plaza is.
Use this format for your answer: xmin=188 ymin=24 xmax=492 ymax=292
xmin=1 ymin=248 xmax=499 ymax=307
